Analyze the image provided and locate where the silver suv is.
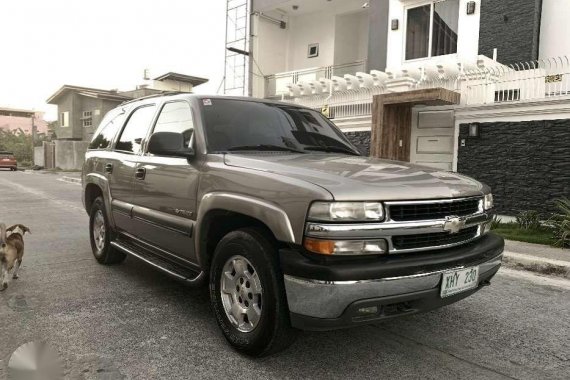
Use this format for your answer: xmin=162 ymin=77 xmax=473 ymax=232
xmin=82 ymin=94 xmax=504 ymax=356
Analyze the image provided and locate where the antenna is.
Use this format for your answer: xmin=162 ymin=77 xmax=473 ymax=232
xmin=224 ymin=0 xmax=251 ymax=96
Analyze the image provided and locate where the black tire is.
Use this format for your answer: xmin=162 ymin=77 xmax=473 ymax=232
xmin=89 ymin=196 xmax=126 ymax=265
xmin=209 ymin=227 xmax=297 ymax=357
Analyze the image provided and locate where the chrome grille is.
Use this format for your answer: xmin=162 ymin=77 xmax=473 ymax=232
xmin=392 ymin=226 xmax=479 ymax=250
xmin=388 ymin=198 xmax=481 ymax=222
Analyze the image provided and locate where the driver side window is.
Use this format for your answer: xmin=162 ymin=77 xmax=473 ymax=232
xmin=153 ymin=101 xmax=195 ymax=147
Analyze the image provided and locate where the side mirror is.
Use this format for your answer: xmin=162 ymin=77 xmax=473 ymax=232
xmin=148 ymin=132 xmax=195 ymax=158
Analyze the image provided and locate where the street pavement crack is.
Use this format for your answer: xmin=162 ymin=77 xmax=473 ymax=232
xmin=372 ymin=325 xmax=520 ymax=380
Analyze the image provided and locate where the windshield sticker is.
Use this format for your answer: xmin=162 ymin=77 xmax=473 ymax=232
xmin=203 ymin=99 xmax=213 ymax=106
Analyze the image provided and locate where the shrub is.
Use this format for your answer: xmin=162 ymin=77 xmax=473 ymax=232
xmin=515 ymin=210 xmax=541 ymax=230
xmin=550 ymin=198 xmax=570 ymax=248
xmin=490 ymin=215 xmax=502 ymax=230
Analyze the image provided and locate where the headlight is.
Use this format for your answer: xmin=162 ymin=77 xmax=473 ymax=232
xmin=304 ymin=238 xmax=388 ymax=256
xmin=308 ymin=202 xmax=384 ymax=222
xmin=484 ymin=193 xmax=494 ymax=210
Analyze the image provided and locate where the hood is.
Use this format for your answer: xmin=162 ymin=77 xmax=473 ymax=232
xmin=224 ymin=153 xmax=488 ymax=201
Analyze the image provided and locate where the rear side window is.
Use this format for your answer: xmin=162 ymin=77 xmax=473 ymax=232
xmin=152 ymin=101 xmax=194 ymax=147
xmin=115 ymin=105 xmax=156 ymax=154
xmin=88 ymin=109 xmax=126 ymax=150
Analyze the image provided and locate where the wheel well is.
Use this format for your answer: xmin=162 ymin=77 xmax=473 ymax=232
xmin=199 ymin=210 xmax=281 ymax=270
xmin=84 ymin=184 xmax=103 ymax=214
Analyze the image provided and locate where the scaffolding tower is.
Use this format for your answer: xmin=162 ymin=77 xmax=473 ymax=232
xmin=224 ymin=0 xmax=251 ymax=96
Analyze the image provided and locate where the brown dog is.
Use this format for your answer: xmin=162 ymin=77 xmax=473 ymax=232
xmin=0 ymin=223 xmax=31 ymax=290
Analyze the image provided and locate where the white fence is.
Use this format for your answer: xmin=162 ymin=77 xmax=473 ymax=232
xmin=285 ymin=56 xmax=570 ymax=117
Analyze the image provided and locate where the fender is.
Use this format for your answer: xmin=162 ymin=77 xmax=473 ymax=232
xmin=195 ymin=192 xmax=297 ymax=265
xmin=84 ymin=173 xmax=116 ymax=229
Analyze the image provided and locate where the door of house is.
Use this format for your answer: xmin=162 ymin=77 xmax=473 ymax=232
xmin=410 ymin=109 xmax=455 ymax=171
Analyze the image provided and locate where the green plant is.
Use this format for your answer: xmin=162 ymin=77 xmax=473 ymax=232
xmin=490 ymin=215 xmax=502 ymax=230
xmin=516 ymin=210 xmax=541 ymax=230
xmin=550 ymin=198 xmax=570 ymax=248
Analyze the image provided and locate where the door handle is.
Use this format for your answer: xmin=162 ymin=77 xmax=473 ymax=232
xmin=104 ymin=163 xmax=113 ymax=174
xmin=135 ymin=168 xmax=146 ymax=180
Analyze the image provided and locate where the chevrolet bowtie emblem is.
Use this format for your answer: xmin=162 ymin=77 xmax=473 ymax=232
xmin=443 ymin=216 xmax=465 ymax=234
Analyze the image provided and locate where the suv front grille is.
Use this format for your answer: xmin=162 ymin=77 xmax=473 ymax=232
xmin=389 ymin=198 xmax=481 ymax=222
xmin=392 ymin=226 xmax=479 ymax=250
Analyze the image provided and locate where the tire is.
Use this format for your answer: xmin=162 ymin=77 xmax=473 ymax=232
xmin=209 ymin=227 xmax=297 ymax=357
xmin=89 ymin=196 xmax=126 ymax=265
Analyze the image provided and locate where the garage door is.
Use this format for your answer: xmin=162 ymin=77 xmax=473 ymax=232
xmin=410 ymin=109 xmax=455 ymax=171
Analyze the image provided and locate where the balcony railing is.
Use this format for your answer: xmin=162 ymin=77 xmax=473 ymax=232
xmin=263 ymin=60 xmax=366 ymax=98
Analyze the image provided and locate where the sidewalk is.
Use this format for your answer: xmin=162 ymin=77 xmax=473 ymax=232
xmin=503 ymin=240 xmax=570 ymax=278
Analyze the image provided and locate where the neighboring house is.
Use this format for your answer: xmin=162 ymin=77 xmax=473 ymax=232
xmin=47 ymin=72 xmax=208 ymax=142
xmin=40 ymin=72 xmax=208 ymax=170
xmin=244 ymin=0 xmax=570 ymax=215
xmin=0 ymin=107 xmax=48 ymax=136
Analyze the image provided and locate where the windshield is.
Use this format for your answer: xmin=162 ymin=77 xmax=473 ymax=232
xmin=201 ymin=99 xmax=360 ymax=155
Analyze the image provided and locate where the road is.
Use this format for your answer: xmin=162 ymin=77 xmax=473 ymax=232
xmin=0 ymin=170 xmax=569 ymax=380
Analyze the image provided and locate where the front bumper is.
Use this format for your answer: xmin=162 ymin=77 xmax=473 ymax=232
xmin=280 ymin=233 xmax=504 ymax=331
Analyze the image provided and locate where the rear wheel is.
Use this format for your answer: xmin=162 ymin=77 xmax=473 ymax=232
xmin=209 ymin=228 xmax=297 ymax=356
xmin=89 ymin=196 xmax=125 ymax=265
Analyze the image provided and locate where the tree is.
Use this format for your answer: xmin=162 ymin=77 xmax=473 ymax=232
xmin=0 ymin=129 xmax=33 ymax=165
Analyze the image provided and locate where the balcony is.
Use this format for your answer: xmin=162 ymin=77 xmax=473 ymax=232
xmin=263 ymin=60 xmax=367 ymax=98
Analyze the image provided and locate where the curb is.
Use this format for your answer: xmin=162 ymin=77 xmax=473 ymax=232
xmin=503 ymin=251 xmax=570 ymax=279
xmin=59 ymin=176 xmax=82 ymax=185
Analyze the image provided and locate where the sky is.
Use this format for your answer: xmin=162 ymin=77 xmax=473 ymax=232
xmin=0 ymin=0 xmax=227 ymax=121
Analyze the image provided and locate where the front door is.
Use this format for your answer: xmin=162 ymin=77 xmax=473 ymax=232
xmin=109 ymin=104 xmax=158 ymax=235
xmin=131 ymin=100 xmax=199 ymax=263
xmin=410 ymin=109 xmax=455 ymax=171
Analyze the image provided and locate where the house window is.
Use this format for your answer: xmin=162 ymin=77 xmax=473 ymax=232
xmin=405 ymin=0 xmax=459 ymax=60
xmin=60 ymin=111 xmax=69 ymax=127
xmin=82 ymin=110 xmax=93 ymax=127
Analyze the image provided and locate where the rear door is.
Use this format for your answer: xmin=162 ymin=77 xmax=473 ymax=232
xmin=108 ymin=104 xmax=157 ymax=234
xmin=131 ymin=100 xmax=199 ymax=263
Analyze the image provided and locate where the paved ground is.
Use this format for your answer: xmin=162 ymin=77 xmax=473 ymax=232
xmin=0 ymin=170 xmax=569 ymax=379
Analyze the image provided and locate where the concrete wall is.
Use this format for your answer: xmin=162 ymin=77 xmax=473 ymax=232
xmin=54 ymin=140 xmax=89 ymax=170
xmin=539 ymin=0 xmax=570 ymax=59
xmin=367 ymin=0 xmax=389 ymax=71
xmin=55 ymin=92 xmax=77 ymax=139
xmin=478 ymin=0 xmax=542 ymax=64
xmin=457 ymin=119 xmax=570 ymax=216
xmin=33 ymin=146 xmax=45 ymax=167
xmin=334 ymin=11 xmax=370 ymax=66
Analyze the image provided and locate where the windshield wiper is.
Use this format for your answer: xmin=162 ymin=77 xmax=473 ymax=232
xmin=303 ymin=145 xmax=360 ymax=156
xmin=226 ymin=144 xmax=305 ymax=153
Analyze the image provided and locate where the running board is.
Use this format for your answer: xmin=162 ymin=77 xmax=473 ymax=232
xmin=111 ymin=241 xmax=205 ymax=286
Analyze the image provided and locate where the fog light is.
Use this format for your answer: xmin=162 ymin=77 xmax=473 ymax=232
xmin=357 ymin=306 xmax=378 ymax=315
xmin=304 ymin=238 xmax=388 ymax=255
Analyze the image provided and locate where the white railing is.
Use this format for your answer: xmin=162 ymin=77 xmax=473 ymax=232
xmin=280 ymin=56 xmax=570 ymax=118
xmin=461 ymin=56 xmax=570 ymax=105
xmin=264 ymin=60 xmax=367 ymax=98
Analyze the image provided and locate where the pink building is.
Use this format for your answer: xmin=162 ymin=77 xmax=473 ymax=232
xmin=0 ymin=107 xmax=49 ymax=135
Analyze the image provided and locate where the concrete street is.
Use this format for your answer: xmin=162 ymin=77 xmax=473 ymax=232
xmin=0 ymin=170 xmax=569 ymax=379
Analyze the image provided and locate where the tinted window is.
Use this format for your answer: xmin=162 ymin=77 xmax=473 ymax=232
xmin=201 ymin=99 xmax=359 ymax=155
xmin=115 ymin=105 xmax=156 ymax=154
xmin=153 ymin=101 xmax=194 ymax=147
xmin=88 ymin=109 xmax=126 ymax=150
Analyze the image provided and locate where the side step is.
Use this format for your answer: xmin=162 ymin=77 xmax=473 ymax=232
xmin=111 ymin=241 xmax=205 ymax=286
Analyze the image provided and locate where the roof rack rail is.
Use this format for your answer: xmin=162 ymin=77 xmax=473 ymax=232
xmin=120 ymin=91 xmax=189 ymax=106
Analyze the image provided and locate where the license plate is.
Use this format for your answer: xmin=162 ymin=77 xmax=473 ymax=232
xmin=440 ymin=266 xmax=479 ymax=298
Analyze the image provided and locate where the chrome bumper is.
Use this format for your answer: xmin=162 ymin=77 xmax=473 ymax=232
xmin=284 ymin=254 xmax=502 ymax=319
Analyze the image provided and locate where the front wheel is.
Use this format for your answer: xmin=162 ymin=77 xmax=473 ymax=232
xmin=209 ymin=228 xmax=297 ymax=356
xmin=89 ymin=196 xmax=125 ymax=265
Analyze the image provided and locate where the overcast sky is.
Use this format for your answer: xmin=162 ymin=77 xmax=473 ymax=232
xmin=0 ymin=0 xmax=227 ymax=121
